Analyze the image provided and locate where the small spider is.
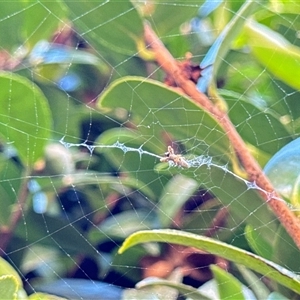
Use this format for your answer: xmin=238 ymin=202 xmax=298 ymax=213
xmin=160 ymin=146 xmax=189 ymax=168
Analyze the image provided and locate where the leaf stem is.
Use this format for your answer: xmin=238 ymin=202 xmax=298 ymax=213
xmin=144 ymin=23 xmax=300 ymax=250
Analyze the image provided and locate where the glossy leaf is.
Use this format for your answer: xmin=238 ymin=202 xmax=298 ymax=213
xmin=0 ymin=73 xmax=52 ymax=166
xmin=271 ymin=225 xmax=300 ymax=276
xmin=210 ymin=265 xmax=245 ymax=300
xmin=118 ymin=229 xmax=300 ymax=294
xmin=64 ymin=0 xmax=143 ymax=55
xmin=264 ymin=137 xmax=300 ymax=207
xmin=97 ymin=76 xmax=233 ymax=164
xmin=244 ymin=20 xmax=300 ymax=90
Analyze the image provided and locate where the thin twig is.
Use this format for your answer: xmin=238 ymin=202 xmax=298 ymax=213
xmin=144 ymin=23 xmax=300 ymax=249
xmin=0 ymin=169 xmax=30 ymax=254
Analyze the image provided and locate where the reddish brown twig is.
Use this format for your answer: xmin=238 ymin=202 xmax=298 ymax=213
xmin=144 ymin=23 xmax=300 ymax=249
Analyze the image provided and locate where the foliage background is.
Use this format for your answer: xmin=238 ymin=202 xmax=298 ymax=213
xmin=0 ymin=0 xmax=300 ymax=299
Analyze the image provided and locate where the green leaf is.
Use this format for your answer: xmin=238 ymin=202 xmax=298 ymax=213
xmin=96 ymin=127 xmax=166 ymax=199
xmin=0 ymin=257 xmax=22 ymax=285
xmin=0 ymin=157 xmax=22 ymax=226
xmin=0 ymin=275 xmax=19 ymax=300
xmin=64 ymin=0 xmax=143 ymax=55
xmin=245 ymin=224 xmax=273 ymax=260
xmin=29 ymin=292 xmax=67 ymax=300
xmin=97 ymin=76 xmax=233 ymax=164
xmin=244 ymin=20 xmax=300 ymax=91
xmin=0 ymin=73 xmax=52 ymax=166
xmin=210 ymin=265 xmax=245 ymax=300
xmin=271 ymin=225 xmax=300 ymax=276
xmin=118 ymin=229 xmax=300 ymax=294
xmin=264 ymin=137 xmax=300 ymax=207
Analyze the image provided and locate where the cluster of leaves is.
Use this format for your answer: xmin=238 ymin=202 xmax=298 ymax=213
xmin=1 ymin=0 xmax=300 ymax=299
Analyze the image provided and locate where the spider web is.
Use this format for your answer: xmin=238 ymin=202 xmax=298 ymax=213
xmin=1 ymin=1 xmax=300 ymax=299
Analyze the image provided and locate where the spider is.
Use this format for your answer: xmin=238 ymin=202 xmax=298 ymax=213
xmin=160 ymin=146 xmax=189 ymax=168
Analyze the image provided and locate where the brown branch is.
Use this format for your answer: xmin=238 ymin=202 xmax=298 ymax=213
xmin=0 ymin=169 xmax=30 ymax=254
xmin=144 ymin=23 xmax=300 ymax=249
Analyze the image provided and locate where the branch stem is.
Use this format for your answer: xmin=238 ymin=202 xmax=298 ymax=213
xmin=144 ymin=23 xmax=300 ymax=249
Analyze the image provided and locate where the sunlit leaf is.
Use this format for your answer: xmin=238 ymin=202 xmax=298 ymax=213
xmin=0 ymin=275 xmax=19 ymax=300
xmin=119 ymin=229 xmax=300 ymax=294
xmin=0 ymin=257 xmax=22 ymax=285
xmin=264 ymin=137 xmax=300 ymax=207
xmin=210 ymin=265 xmax=245 ymax=300
xmin=244 ymin=20 xmax=300 ymax=90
